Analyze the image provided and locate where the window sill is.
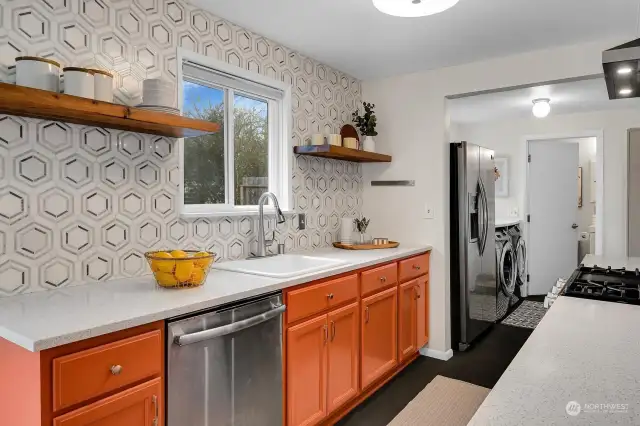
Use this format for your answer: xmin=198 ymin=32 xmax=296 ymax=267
xmin=180 ymin=208 xmax=296 ymax=219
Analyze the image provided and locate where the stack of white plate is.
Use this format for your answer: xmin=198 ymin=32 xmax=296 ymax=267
xmin=137 ymin=79 xmax=180 ymax=115
xmin=136 ymin=105 xmax=181 ymax=115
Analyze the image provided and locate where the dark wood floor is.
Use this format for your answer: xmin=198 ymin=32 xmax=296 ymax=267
xmin=337 ymin=324 xmax=533 ymax=426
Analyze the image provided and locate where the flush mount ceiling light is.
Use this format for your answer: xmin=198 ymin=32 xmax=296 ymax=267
xmin=372 ymin=0 xmax=460 ymax=17
xmin=532 ymin=98 xmax=551 ymax=118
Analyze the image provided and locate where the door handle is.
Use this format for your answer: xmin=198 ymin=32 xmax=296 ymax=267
xmin=478 ymin=178 xmax=489 ymax=255
xmin=330 ymin=321 xmax=336 ymax=341
xmin=323 ymin=324 xmax=328 ymax=344
xmin=152 ymin=395 xmax=158 ymax=426
xmin=174 ymin=304 xmax=286 ymax=345
xmin=365 ymin=306 xmax=370 ymax=323
xmin=572 ymin=223 xmax=578 ymax=229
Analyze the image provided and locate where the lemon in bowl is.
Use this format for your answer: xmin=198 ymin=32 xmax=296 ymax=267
xmin=145 ymin=250 xmax=215 ymax=288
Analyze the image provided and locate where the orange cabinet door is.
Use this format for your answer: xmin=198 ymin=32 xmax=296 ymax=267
xmin=327 ymin=302 xmax=359 ymax=414
xmin=399 ymin=280 xmax=418 ymax=362
xmin=53 ymin=378 xmax=161 ymax=426
xmin=361 ymin=287 xmax=398 ymax=389
xmin=287 ymin=314 xmax=328 ymax=426
xmin=417 ymin=276 xmax=429 ymax=349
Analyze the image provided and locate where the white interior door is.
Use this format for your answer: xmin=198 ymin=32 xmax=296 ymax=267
xmin=528 ymin=140 xmax=579 ymax=295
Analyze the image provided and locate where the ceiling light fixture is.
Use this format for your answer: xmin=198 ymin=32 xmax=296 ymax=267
xmin=620 ymin=88 xmax=633 ymax=96
xmin=618 ymin=66 xmax=633 ymax=75
xmin=532 ymin=98 xmax=551 ymax=118
xmin=372 ymin=0 xmax=460 ymax=17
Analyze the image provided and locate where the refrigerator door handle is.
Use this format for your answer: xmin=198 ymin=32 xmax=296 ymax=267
xmin=478 ymin=178 xmax=489 ymax=256
xmin=481 ymin=178 xmax=490 ymax=255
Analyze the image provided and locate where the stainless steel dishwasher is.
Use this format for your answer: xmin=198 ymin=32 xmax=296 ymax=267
xmin=167 ymin=291 xmax=285 ymax=426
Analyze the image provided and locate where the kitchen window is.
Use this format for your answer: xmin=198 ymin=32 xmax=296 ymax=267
xmin=177 ymin=50 xmax=292 ymax=217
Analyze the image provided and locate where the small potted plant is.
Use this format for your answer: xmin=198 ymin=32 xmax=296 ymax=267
xmin=352 ymin=102 xmax=378 ymax=152
xmin=354 ymin=216 xmax=371 ymax=244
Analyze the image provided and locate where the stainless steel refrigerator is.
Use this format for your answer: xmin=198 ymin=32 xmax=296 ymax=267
xmin=450 ymin=142 xmax=496 ymax=351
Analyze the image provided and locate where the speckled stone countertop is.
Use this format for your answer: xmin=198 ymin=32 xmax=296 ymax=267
xmin=468 ymin=296 xmax=640 ymax=425
xmin=0 ymin=245 xmax=431 ymax=352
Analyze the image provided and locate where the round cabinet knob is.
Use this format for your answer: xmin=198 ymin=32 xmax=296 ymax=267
xmin=110 ymin=365 xmax=123 ymax=376
xmin=327 ymin=293 xmax=334 ymax=300
xmin=413 ymin=265 xmax=421 ymax=270
xmin=379 ymin=276 xmax=387 ymax=282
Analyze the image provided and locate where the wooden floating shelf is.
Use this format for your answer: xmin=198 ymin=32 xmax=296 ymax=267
xmin=293 ymin=144 xmax=392 ymax=163
xmin=0 ymin=82 xmax=220 ymax=138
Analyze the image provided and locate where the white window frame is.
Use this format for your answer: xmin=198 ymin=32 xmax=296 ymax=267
xmin=176 ymin=48 xmax=293 ymax=218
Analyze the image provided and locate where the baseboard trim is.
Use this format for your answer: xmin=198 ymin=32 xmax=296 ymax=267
xmin=419 ymin=347 xmax=454 ymax=361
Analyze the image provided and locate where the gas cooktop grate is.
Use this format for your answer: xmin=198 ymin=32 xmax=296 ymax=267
xmin=562 ymin=265 xmax=640 ymax=305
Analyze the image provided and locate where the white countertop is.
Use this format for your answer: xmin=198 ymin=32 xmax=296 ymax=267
xmin=0 ymin=245 xmax=431 ymax=352
xmin=581 ymin=254 xmax=640 ymax=270
xmin=495 ymin=218 xmax=521 ymax=228
xmin=468 ymin=296 xmax=640 ymax=425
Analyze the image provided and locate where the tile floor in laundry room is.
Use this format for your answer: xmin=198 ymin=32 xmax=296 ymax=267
xmin=337 ymin=297 xmax=545 ymax=426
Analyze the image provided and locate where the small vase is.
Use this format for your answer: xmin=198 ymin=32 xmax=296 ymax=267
xmin=363 ymin=136 xmax=376 ymax=152
xmin=359 ymin=233 xmax=369 ymax=244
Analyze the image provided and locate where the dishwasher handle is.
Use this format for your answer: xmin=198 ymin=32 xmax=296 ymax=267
xmin=174 ymin=304 xmax=286 ymax=346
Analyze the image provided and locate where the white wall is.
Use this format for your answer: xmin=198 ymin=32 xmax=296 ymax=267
xmin=361 ymin=38 xmax=628 ymax=353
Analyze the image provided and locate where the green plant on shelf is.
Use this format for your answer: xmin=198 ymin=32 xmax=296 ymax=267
xmin=352 ymin=102 xmax=378 ymax=137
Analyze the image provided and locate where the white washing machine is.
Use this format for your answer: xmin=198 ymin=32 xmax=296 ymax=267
xmin=508 ymin=224 xmax=527 ymax=299
xmin=496 ymin=227 xmax=516 ymax=320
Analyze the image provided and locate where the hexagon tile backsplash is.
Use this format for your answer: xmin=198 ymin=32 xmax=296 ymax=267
xmin=0 ymin=0 xmax=363 ymax=297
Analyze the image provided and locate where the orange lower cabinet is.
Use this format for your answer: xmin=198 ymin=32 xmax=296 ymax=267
xmin=327 ymin=302 xmax=359 ymax=414
xmin=361 ymin=287 xmax=398 ymax=389
xmin=53 ymin=378 xmax=161 ymax=426
xmin=399 ymin=280 xmax=418 ymax=362
xmin=417 ymin=277 xmax=429 ymax=348
xmin=287 ymin=314 xmax=328 ymax=426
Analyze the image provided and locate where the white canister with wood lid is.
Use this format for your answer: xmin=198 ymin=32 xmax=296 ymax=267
xmin=15 ymin=56 xmax=61 ymax=92
xmin=63 ymin=67 xmax=95 ymax=99
xmin=91 ymin=69 xmax=113 ymax=102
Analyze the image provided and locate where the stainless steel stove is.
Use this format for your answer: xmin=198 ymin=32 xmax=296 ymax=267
xmin=562 ymin=265 xmax=640 ymax=305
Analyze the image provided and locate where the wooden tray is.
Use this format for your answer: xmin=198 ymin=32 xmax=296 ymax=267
xmin=333 ymin=242 xmax=399 ymax=250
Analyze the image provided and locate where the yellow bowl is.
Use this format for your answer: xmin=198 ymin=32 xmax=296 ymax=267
xmin=145 ymin=250 xmax=215 ymax=289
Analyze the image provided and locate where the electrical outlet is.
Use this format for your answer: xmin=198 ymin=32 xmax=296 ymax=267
xmin=424 ymin=204 xmax=435 ymax=219
xmin=510 ymin=207 xmax=519 ymax=217
xmin=298 ymin=213 xmax=306 ymax=230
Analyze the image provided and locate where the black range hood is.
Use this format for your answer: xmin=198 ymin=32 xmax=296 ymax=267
xmin=603 ymin=39 xmax=640 ymax=99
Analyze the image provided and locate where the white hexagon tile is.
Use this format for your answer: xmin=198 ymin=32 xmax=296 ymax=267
xmin=0 ymin=0 xmax=362 ymax=297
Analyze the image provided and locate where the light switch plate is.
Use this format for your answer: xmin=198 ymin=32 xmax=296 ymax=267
xmin=424 ymin=204 xmax=435 ymax=219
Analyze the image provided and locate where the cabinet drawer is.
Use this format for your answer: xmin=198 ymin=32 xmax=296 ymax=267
xmin=53 ymin=378 xmax=161 ymax=426
xmin=53 ymin=330 xmax=162 ymax=411
xmin=287 ymin=274 xmax=358 ymax=324
xmin=361 ymin=263 xmax=397 ymax=296
xmin=398 ymin=253 xmax=430 ymax=282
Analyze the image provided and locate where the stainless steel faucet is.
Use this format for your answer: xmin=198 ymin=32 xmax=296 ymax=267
xmin=255 ymin=192 xmax=286 ymax=257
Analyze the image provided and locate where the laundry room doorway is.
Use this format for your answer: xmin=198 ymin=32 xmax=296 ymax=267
xmin=525 ymin=134 xmax=600 ymax=295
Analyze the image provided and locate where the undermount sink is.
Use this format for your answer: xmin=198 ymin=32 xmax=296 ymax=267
xmin=212 ymin=254 xmax=347 ymax=278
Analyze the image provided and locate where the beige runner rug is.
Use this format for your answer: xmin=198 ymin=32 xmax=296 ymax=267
xmin=387 ymin=375 xmax=490 ymax=426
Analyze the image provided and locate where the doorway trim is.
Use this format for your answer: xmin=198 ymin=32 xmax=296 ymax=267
xmin=521 ymin=131 xmax=604 ymax=293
